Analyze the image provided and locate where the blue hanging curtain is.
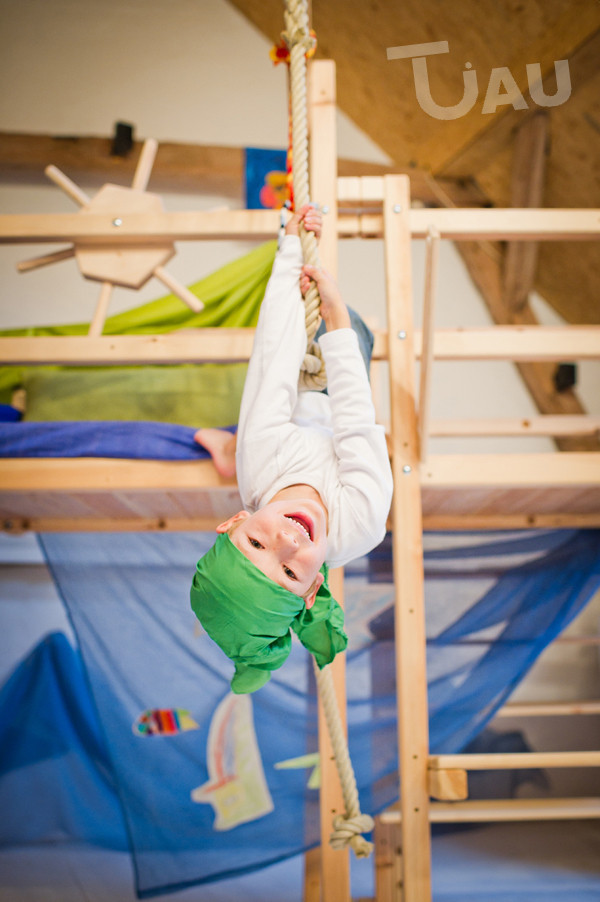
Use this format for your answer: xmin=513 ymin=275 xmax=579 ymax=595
xmin=0 ymin=528 xmax=597 ymax=897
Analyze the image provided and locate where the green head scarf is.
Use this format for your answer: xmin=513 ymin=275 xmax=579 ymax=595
xmin=190 ymin=532 xmax=347 ymax=693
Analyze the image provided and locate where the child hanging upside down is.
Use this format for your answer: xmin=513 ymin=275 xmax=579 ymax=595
xmin=190 ymin=205 xmax=393 ymax=693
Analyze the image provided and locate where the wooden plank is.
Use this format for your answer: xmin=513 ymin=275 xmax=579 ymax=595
xmin=0 ymin=458 xmax=233 ymax=491
xmin=0 ymin=516 xmax=227 ymax=533
xmin=429 ymin=415 xmax=600 ymax=436
xmin=421 ymin=513 xmax=600 ymax=530
xmin=503 ymin=113 xmax=549 ymax=313
xmin=384 ymin=174 xmax=432 ymax=902
xmin=497 ymin=700 xmax=600 ymax=717
xmin=0 ymin=209 xmax=280 ymax=244
xmin=380 ymin=797 xmax=600 ymax=823
xmin=374 ymin=818 xmax=402 ymax=902
xmin=430 ymin=751 xmax=600 ymax=770
xmin=2 ymin=325 xmax=598 ymax=367
xmin=0 ymin=131 xmax=488 ymax=207
xmin=418 ymin=227 xmax=440 ymax=461
xmin=3 ymin=508 xmax=600 ymax=535
xmin=0 ymin=332 xmax=256 ymax=365
xmin=421 ymin=453 xmax=600 ymax=487
xmin=1 ymin=207 xmax=599 ymax=244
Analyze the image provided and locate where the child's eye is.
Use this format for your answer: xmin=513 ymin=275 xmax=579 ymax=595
xmin=283 ymin=565 xmax=297 ymax=581
xmin=249 ymin=538 xmax=263 ymax=549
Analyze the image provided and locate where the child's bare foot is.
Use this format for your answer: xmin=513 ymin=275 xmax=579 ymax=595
xmin=193 ymin=429 xmax=237 ymax=479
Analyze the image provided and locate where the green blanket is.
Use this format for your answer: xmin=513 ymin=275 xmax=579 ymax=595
xmin=0 ymin=242 xmax=277 ymax=426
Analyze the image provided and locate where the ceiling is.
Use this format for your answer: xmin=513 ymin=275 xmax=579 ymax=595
xmin=229 ymin=0 xmax=600 ymax=324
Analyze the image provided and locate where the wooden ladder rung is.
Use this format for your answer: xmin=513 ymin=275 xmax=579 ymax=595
xmin=380 ymin=797 xmax=600 ymax=823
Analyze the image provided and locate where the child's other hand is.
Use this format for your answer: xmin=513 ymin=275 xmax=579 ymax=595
xmin=301 ymin=264 xmax=351 ymax=331
xmin=285 ymin=203 xmax=322 ymax=240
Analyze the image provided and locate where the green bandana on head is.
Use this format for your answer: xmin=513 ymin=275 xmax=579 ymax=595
xmin=190 ymin=532 xmax=347 ymax=693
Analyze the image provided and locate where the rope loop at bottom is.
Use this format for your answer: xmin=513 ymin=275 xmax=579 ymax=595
xmin=330 ymin=813 xmax=375 ymax=858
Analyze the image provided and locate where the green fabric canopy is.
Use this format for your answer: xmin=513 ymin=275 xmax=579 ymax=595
xmin=0 ymin=241 xmax=277 ymax=426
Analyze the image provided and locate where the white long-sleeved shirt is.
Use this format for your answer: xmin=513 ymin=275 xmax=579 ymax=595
xmin=236 ymin=235 xmax=393 ymax=569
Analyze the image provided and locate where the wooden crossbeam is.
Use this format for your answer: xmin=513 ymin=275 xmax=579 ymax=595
xmin=0 ymin=131 xmax=488 ymax=208
xmin=2 ymin=326 xmax=598 ymax=367
xmin=497 ymin=700 xmax=600 ymax=717
xmin=380 ymin=797 xmax=600 ymax=823
xmin=503 ymin=113 xmax=549 ymax=312
xmin=430 ymin=751 xmax=600 ymax=770
xmin=429 ymin=416 xmax=600 ymax=437
xmin=422 ymin=453 xmax=600 ymax=487
xmin=1 ymin=207 xmax=599 ymax=245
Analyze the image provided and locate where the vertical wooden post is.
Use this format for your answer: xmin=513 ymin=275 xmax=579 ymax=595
xmin=383 ymin=174 xmax=432 ymax=902
xmin=306 ymin=60 xmax=350 ymax=902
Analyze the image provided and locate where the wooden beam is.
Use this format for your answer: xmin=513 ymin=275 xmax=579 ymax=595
xmin=421 ymin=453 xmax=600 ymax=487
xmin=380 ymin=797 xmax=600 ymax=823
xmin=374 ymin=818 xmax=403 ymax=902
xmin=0 ymin=131 xmax=488 ymax=208
xmin=3 ymin=325 xmax=598 ymax=367
xmin=418 ymin=226 xmax=440 ymax=461
xmin=421 ymin=514 xmax=600 ymax=530
xmin=1 ymin=207 xmax=599 ymax=245
xmin=503 ymin=112 xmax=549 ymax=312
xmin=429 ymin=415 xmax=600 ymax=437
xmin=497 ymin=700 xmax=600 ymax=717
xmin=430 ymin=751 xmax=600 ymax=770
xmin=384 ymin=174 xmax=432 ymax=902
xmin=0 ymin=458 xmax=234 ymax=491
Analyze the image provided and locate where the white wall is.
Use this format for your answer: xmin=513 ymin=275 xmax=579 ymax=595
xmin=0 ymin=0 xmax=598 ymax=725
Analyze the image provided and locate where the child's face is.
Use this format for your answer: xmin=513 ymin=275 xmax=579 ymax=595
xmin=217 ymin=499 xmax=328 ymax=605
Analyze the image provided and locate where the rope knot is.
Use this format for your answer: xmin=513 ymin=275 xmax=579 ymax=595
xmin=330 ymin=813 xmax=375 ymax=858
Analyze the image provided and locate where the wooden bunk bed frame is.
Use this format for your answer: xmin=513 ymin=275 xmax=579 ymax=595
xmin=1 ymin=62 xmax=599 ymax=902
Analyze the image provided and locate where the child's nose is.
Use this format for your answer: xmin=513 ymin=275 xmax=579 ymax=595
xmin=278 ymin=527 xmax=298 ymax=547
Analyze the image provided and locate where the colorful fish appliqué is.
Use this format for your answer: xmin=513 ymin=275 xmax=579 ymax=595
xmin=133 ymin=708 xmax=199 ymax=737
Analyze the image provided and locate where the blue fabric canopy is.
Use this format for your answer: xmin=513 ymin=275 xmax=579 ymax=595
xmin=1 ymin=528 xmax=598 ymax=897
xmin=0 ymin=422 xmax=236 ymax=460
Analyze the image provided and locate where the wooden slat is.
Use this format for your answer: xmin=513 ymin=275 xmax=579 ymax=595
xmin=418 ymin=226 xmax=440 ymax=461
xmin=503 ymin=113 xmax=549 ymax=313
xmin=2 ymin=325 xmax=598 ymax=367
xmin=430 ymin=751 xmax=600 ymax=770
xmin=497 ymin=700 xmax=600 ymax=717
xmin=0 ymin=458 xmax=232 ymax=491
xmin=380 ymin=797 xmax=600 ymax=824
xmin=1 ymin=207 xmax=599 ymax=245
xmin=422 ymin=453 xmax=600 ymax=487
xmin=384 ymin=174 xmax=432 ymax=902
xmin=429 ymin=416 xmax=600 ymax=436
xmin=421 ymin=513 xmax=600 ymax=529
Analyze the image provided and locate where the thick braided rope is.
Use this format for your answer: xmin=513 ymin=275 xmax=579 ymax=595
xmin=284 ymin=0 xmax=327 ymax=390
xmin=313 ymin=661 xmax=374 ymax=857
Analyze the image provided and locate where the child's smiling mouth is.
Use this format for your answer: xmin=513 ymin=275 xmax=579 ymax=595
xmin=285 ymin=514 xmax=313 ymax=541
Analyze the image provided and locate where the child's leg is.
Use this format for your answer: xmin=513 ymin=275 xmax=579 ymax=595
xmin=193 ymin=429 xmax=237 ymax=478
xmin=314 ymin=306 xmax=374 ymax=378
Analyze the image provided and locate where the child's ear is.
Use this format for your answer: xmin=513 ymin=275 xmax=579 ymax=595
xmin=304 ymin=571 xmax=324 ymax=610
xmin=216 ymin=511 xmax=250 ymax=534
